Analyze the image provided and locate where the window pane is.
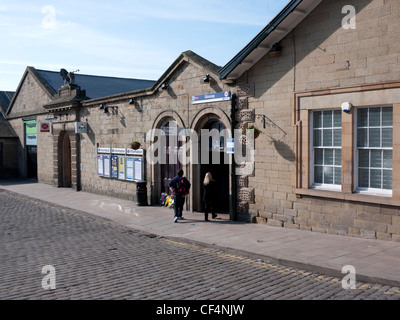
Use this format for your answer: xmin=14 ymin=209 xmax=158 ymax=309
xmin=323 ymin=111 xmax=332 ymax=128
xmin=370 ymin=150 xmax=382 ymax=168
xmin=369 ymin=108 xmax=381 ymax=127
xmin=334 ymin=167 xmax=341 ymax=185
xmin=323 ymin=129 xmax=332 ymax=147
xmin=324 ymin=167 xmax=334 ymax=184
xmin=315 ymin=149 xmax=323 ymax=165
xmin=357 ymin=128 xmax=368 ymax=147
xmin=333 ymin=110 xmax=342 ymax=127
xmin=357 ymin=108 xmax=368 ymax=127
xmin=359 ymin=169 xmax=369 ymax=188
xmin=314 ymin=111 xmax=322 ymax=128
xmin=315 ymin=166 xmax=323 ymax=183
xmin=359 ymin=150 xmax=369 ymax=167
xmin=324 ymin=149 xmax=334 ymax=165
xmin=382 ymin=128 xmax=393 ymax=148
xmin=382 ymin=107 xmax=393 ymax=126
xmin=370 ymin=169 xmax=382 ymax=189
xmin=369 ymin=128 xmax=380 ymax=148
xmin=383 ymin=150 xmax=393 ymax=169
xmin=314 ymin=130 xmax=322 ymax=147
xmin=335 ymin=150 xmax=342 ymax=166
xmin=333 ymin=129 xmax=341 ymax=146
xmin=383 ymin=170 xmax=392 ymax=190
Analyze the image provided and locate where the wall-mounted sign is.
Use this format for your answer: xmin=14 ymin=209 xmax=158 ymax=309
xmin=134 ymin=157 xmax=143 ymax=181
xmin=192 ymin=91 xmax=231 ymax=105
xmin=111 ymin=156 xmax=118 ymax=179
xmin=127 ymin=148 xmax=144 ymax=156
xmin=40 ymin=122 xmax=50 ymax=133
xmin=97 ymin=155 xmax=104 ymax=176
xmin=111 ymin=148 xmax=126 ymax=155
xmin=74 ymin=122 xmax=88 ymax=134
xmin=226 ymin=138 xmax=234 ymax=154
xmin=118 ymin=156 xmax=126 ymax=180
xmin=103 ymin=155 xmax=110 ymax=178
xmin=126 ymin=157 xmax=134 ymax=181
xmin=98 ymin=148 xmax=111 ymax=154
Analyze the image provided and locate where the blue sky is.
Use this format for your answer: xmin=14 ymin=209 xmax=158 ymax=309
xmin=1 ymin=1 xmax=289 ymax=91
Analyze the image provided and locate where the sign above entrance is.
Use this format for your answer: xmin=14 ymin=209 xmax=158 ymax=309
xmin=191 ymin=91 xmax=231 ymax=105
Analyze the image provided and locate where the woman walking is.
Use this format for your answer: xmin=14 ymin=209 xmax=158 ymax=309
xmin=203 ymin=172 xmax=218 ymax=221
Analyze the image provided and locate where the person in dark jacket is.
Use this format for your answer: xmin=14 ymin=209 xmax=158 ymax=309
xmin=203 ymin=172 xmax=218 ymax=221
xmin=168 ymin=169 xmax=191 ymax=223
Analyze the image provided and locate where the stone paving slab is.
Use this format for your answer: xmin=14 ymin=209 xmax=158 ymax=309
xmin=1 ymin=179 xmax=400 ymax=287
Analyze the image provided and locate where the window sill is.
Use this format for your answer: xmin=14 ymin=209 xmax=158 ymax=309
xmin=295 ymin=188 xmax=399 ymax=206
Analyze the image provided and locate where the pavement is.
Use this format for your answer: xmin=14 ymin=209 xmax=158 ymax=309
xmin=1 ymin=179 xmax=400 ymax=288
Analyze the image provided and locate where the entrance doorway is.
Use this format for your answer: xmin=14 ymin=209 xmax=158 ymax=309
xmin=200 ymin=119 xmax=230 ymax=213
xmin=60 ymin=131 xmax=71 ymax=187
xmin=160 ymin=119 xmax=183 ymax=194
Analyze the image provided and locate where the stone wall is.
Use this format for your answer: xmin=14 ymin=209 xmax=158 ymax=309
xmin=245 ymin=0 xmax=400 ymax=240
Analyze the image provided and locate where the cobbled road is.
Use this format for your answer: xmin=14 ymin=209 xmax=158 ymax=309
xmin=1 ymin=189 xmax=400 ymax=301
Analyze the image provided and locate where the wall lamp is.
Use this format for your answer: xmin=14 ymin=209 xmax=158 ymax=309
xmin=98 ymin=103 xmax=105 ymax=109
xmin=201 ymin=74 xmax=211 ymax=84
xmin=128 ymin=98 xmax=135 ymax=105
xmin=160 ymin=82 xmax=168 ymax=91
xmin=268 ymin=42 xmax=282 ymax=56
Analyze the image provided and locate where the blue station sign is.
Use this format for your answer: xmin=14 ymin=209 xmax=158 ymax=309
xmin=192 ymin=91 xmax=231 ymax=105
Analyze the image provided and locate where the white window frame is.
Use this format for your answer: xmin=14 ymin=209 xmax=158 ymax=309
xmin=354 ymin=105 xmax=393 ymax=197
xmin=310 ymin=110 xmax=342 ymax=191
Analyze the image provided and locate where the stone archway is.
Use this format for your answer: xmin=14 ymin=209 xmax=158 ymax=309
xmin=150 ymin=110 xmax=186 ymax=205
xmin=190 ymin=107 xmax=232 ymax=213
xmin=53 ymin=129 xmax=79 ymax=189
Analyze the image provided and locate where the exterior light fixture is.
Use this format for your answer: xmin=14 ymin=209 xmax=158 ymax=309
xmin=103 ymin=106 xmax=109 ymax=113
xmin=160 ymin=82 xmax=168 ymax=91
xmin=201 ymin=74 xmax=210 ymax=84
xmin=98 ymin=104 xmax=104 ymax=109
xmin=268 ymin=42 xmax=282 ymax=56
xmin=128 ymin=98 xmax=135 ymax=105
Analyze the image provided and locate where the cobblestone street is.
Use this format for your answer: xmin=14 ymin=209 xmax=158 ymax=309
xmin=1 ymin=189 xmax=400 ymax=301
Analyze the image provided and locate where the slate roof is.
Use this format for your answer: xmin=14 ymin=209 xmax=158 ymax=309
xmin=36 ymin=69 xmax=156 ymax=100
xmin=0 ymin=91 xmax=15 ymax=115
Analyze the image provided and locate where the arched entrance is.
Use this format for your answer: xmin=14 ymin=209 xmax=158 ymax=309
xmin=191 ymin=108 xmax=232 ymax=214
xmin=200 ymin=119 xmax=230 ymax=213
xmin=59 ymin=131 xmax=72 ymax=188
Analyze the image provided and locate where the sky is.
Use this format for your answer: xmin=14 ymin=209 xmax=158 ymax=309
xmin=0 ymin=0 xmax=290 ymax=91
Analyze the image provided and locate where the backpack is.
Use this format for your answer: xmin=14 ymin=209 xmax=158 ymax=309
xmin=175 ymin=177 xmax=190 ymax=196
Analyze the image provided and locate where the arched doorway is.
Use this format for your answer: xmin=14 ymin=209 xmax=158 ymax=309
xmin=59 ymin=131 xmax=72 ymax=188
xmin=200 ymin=119 xmax=230 ymax=213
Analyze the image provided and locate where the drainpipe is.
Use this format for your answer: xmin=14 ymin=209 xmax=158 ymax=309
xmin=230 ymin=93 xmax=237 ymax=221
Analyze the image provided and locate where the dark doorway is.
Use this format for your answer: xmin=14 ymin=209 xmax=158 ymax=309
xmin=200 ymin=119 xmax=229 ymax=213
xmin=27 ymin=145 xmax=37 ymax=179
xmin=160 ymin=120 xmax=183 ymax=194
xmin=61 ymin=133 xmax=72 ymax=187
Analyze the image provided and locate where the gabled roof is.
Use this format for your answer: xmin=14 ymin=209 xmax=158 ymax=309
xmin=0 ymin=91 xmax=14 ymax=115
xmin=36 ymin=69 xmax=156 ymax=99
xmin=6 ymin=66 xmax=157 ymax=115
xmin=82 ymin=50 xmax=222 ymax=104
xmin=219 ymin=0 xmax=323 ymax=80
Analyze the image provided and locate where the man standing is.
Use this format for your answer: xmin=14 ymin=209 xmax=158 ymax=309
xmin=168 ymin=169 xmax=191 ymax=223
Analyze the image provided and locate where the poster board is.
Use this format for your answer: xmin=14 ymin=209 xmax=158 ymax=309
xmin=111 ymin=156 xmax=118 ymax=179
xmin=103 ymin=155 xmax=110 ymax=178
xmin=118 ymin=156 xmax=126 ymax=180
xmin=97 ymin=155 xmax=104 ymax=176
xmin=126 ymin=157 xmax=134 ymax=181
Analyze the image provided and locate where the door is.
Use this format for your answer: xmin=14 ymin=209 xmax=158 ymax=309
xmin=61 ymin=133 xmax=72 ymax=187
xmin=200 ymin=119 xmax=230 ymax=213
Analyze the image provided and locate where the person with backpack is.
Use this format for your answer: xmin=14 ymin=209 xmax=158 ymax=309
xmin=202 ymin=172 xmax=217 ymax=221
xmin=168 ymin=169 xmax=191 ymax=223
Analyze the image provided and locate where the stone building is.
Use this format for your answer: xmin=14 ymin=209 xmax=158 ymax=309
xmin=219 ymin=0 xmax=400 ymax=240
xmin=4 ymin=0 xmax=400 ymax=242
xmin=0 ymin=91 xmax=18 ymax=178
